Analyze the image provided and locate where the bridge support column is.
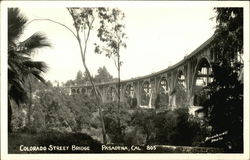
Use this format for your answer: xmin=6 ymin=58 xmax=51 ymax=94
xmin=120 ymin=85 xmax=125 ymax=103
xmin=134 ymin=81 xmax=141 ymax=107
xmin=186 ymin=61 xmax=193 ymax=106
xmin=150 ymin=78 xmax=157 ymax=108
xmin=169 ymin=71 xmax=176 ymax=109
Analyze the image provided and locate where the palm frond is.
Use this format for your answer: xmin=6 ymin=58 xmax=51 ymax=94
xmin=20 ymin=61 xmax=48 ymax=83
xmin=31 ymin=72 xmax=46 ymax=83
xmin=23 ymin=61 xmax=48 ymax=73
xmin=8 ymin=8 xmax=50 ymax=109
xmin=8 ymin=8 xmax=27 ymax=43
xmin=19 ymin=32 xmax=51 ymax=55
xmin=8 ymin=69 xmax=27 ymax=105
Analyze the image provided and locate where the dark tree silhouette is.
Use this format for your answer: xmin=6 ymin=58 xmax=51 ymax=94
xmin=8 ymin=8 xmax=50 ymax=133
xmin=202 ymin=8 xmax=243 ymax=152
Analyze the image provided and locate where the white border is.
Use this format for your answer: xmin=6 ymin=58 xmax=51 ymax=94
xmin=1 ymin=1 xmax=249 ymax=160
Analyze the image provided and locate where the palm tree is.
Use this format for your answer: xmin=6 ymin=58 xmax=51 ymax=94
xmin=8 ymin=8 xmax=50 ymax=133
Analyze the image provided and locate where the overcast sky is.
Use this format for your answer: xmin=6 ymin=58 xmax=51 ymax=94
xmin=19 ymin=6 xmax=216 ymax=83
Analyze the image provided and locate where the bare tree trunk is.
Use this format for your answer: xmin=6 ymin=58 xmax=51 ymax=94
xmin=81 ymin=58 xmax=107 ymax=144
xmin=118 ymin=53 xmax=121 ymax=115
xmin=117 ymin=51 xmax=122 ymax=140
xmin=27 ymin=77 xmax=32 ymax=131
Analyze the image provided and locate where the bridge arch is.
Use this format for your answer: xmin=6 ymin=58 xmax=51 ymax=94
xmin=76 ymin=88 xmax=80 ymax=94
xmin=176 ymin=69 xmax=186 ymax=89
xmin=71 ymin=88 xmax=76 ymax=94
xmin=80 ymin=88 xmax=87 ymax=94
xmin=191 ymin=57 xmax=212 ymax=106
xmin=172 ymin=69 xmax=187 ymax=108
xmin=124 ymin=83 xmax=137 ymax=108
xmin=106 ymin=86 xmax=118 ymax=102
xmin=124 ymin=83 xmax=135 ymax=98
xmin=141 ymin=80 xmax=152 ymax=107
xmin=155 ymin=77 xmax=170 ymax=109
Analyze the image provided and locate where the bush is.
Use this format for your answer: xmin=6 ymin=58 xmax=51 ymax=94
xmin=129 ymin=108 xmax=156 ymax=145
xmin=102 ymin=103 xmax=207 ymax=146
xmin=127 ymin=107 xmax=207 ymax=146
xmin=103 ymin=102 xmax=131 ymax=144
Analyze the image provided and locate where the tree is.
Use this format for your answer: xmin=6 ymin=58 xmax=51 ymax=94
xmin=94 ymin=66 xmax=113 ymax=83
xmin=8 ymin=8 xmax=50 ymax=133
xmin=33 ymin=85 xmax=96 ymax=133
xmin=67 ymin=8 xmax=110 ymax=143
xmin=64 ymin=70 xmax=89 ymax=87
xmin=75 ymin=70 xmax=84 ymax=85
xmin=202 ymin=8 xmax=243 ymax=152
xmin=94 ymin=8 xmax=127 ymax=135
xmin=24 ymin=75 xmax=47 ymax=130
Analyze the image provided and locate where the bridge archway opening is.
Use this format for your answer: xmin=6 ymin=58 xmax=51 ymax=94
xmin=125 ymin=84 xmax=137 ymax=108
xmin=193 ymin=58 xmax=212 ymax=106
xmin=71 ymin=88 xmax=76 ymax=94
xmin=81 ymin=88 xmax=87 ymax=95
xmin=155 ymin=77 xmax=169 ymax=109
xmin=141 ymin=81 xmax=152 ymax=107
xmin=76 ymin=88 xmax=80 ymax=94
xmin=177 ymin=70 xmax=186 ymax=88
xmin=175 ymin=70 xmax=187 ymax=107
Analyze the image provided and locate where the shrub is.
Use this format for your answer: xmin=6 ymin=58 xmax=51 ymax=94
xmin=127 ymin=107 xmax=207 ymax=146
xmin=103 ymin=102 xmax=131 ymax=144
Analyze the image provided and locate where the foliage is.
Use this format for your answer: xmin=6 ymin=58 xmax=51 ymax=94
xmin=129 ymin=109 xmax=156 ymax=145
xmin=102 ymin=104 xmax=207 ymax=146
xmin=33 ymin=86 xmax=98 ymax=133
xmin=10 ymin=84 xmax=98 ymax=133
xmin=129 ymin=107 xmax=208 ymax=146
xmin=75 ymin=70 xmax=84 ymax=85
xmin=8 ymin=8 xmax=50 ymax=133
xmin=126 ymin=97 xmax=138 ymax=109
xmin=155 ymin=93 xmax=169 ymax=109
xmin=65 ymin=66 xmax=114 ymax=87
xmin=102 ymin=102 xmax=131 ymax=144
xmin=94 ymin=66 xmax=113 ymax=83
xmin=174 ymin=83 xmax=187 ymax=107
xmin=94 ymin=8 xmax=127 ymax=69
xmin=201 ymin=8 xmax=243 ymax=152
xmin=212 ymin=8 xmax=243 ymax=62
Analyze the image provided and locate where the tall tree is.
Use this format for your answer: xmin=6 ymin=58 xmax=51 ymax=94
xmin=75 ymin=70 xmax=84 ymax=85
xmin=202 ymin=8 xmax=243 ymax=152
xmin=94 ymin=8 xmax=127 ymax=132
xmin=67 ymin=8 xmax=109 ymax=143
xmin=8 ymin=8 xmax=50 ymax=133
xmin=94 ymin=66 xmax=113 ymax=83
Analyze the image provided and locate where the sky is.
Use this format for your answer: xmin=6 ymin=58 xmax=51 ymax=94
xmin=19 ymin=6 xmax=216 ymax=84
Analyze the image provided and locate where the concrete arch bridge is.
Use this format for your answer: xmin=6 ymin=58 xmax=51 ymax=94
xmin=70 ymin=36 xmax=217 ymax=112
